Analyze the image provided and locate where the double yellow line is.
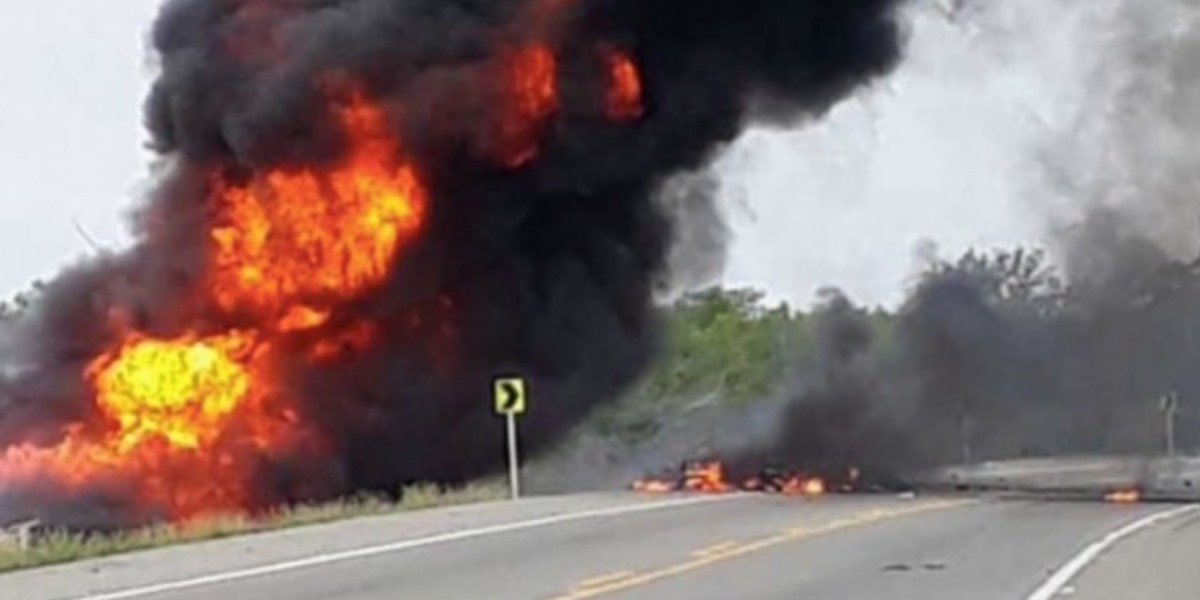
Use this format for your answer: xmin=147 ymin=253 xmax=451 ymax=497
xmin=547 ymin=499 xmax=970 ymax=600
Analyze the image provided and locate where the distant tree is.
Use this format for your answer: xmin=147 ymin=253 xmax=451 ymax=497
xmin=922 ymin=248 xmax=1065 ymax=316
xmin=634 ymin=288 xmax=800 ymax=405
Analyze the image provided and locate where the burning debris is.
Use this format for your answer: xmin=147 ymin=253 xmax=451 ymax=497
xmin=0 ymin=0 xmax=908 ymax=527
xmin=1103 ymin=488 xmax=1142 ymax=504
xmin=631 ymin=459 xmax=853 ymax=497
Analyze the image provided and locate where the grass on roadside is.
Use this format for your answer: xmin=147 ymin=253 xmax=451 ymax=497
xmin=0 ymin=481 xmax=507 ymax=574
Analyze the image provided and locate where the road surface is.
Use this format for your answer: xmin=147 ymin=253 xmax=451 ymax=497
xmin=4 ymin=492 xmax=1198 ymax=600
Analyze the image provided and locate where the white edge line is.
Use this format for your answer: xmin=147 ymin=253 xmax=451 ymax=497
xmin=75 ymin=494 xmax=744 ymax=600
xmin=1024 ymin=503 xmax=1199 ymax=600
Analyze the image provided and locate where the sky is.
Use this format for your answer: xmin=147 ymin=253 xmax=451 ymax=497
xmin=0 ymin=1 xmax=161 ymax=292
xmin=0 ymin=0 xmax=1093 ymax=308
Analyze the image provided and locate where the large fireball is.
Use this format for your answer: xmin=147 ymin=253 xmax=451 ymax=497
xmin=209 ymin=95 xmax=426 ymax=327
xmin=90 ymin=333 xmax=255 ymax=454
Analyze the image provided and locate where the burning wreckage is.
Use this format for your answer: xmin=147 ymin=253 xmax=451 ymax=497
xmin=627 ymin=457 xmax=1159 ymax=504
xmin=632 ymin=460 xmax=856 ymax=497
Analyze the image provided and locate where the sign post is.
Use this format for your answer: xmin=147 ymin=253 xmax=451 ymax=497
xmin=493 ymin=377 xmax=528 ymax=500
xmin=1160 ymin=391 xmax=1179 ymax=459
xmin=505 ymin=410 xmax=520 ymax=499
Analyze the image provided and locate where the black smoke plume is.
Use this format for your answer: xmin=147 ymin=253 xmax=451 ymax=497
xmin=719 ymin=245 xmax=1200 ymax=488
xmin=0 ymin=0 xmax=908 ymax=526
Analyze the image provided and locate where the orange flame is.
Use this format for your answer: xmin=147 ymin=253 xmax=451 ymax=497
xmin=633 ymin=462 xmax=847 ymax=498
xmin=491 ymin=44 xmax=559 ymax=167
xmin=0 ymin=332 xmax=305 ymax=519
xmin=602 ymin=47 xmax=643 ymax=121
xmin=308 ymin=320 xmax=379 ymax=361
xmin=277 ymin=306 xmax=333 ymax=333
xmin=1104 ymin=488 xmax=1142 ymax=504
xmin=632 ymin=478 xmax=676 ymax=494
xmin=683 ymin=460 xmax=732 ymax=493
xmin=781 ymin=476 xmax=827 ymax=497
xmin=88 ymin=333 xmax=257 ymax=454
xmin=209 ymin=93 xmax=425 ymax=326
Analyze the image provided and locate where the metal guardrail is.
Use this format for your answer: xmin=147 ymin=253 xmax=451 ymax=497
xmin=908 ymin=456 xmax=1200 ymax=501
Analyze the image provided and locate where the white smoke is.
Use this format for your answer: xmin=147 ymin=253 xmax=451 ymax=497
xmin=719 ymin=0 xmax=1187 ymax=306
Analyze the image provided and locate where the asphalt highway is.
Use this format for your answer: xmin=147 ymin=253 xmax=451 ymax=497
xmin=4 ymin=492 xmax=1199 ymax=600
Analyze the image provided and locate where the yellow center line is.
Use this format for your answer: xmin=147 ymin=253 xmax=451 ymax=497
xmin=689 ymin=540 xmax=740 ymax=558
xmin=574 ymin=571 xmax=637 ymax=589
xmin=542 ymin=499 xmax=972 ymax=600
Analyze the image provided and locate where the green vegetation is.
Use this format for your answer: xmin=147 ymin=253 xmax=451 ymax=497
xmin=588 ymin=248 xmax=1060 ymax=445
xmin=642 ymin=247 xmax=1061 ymax=404
xmin=644 ymin=288 xmax=801 ymax=404
xmin=0 ymin=482 xmax=506 ymax=574
xmin=590 ymin=287 xmax=890 ymax=443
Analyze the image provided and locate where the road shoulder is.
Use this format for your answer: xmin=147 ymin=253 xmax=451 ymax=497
xmin=1066 ymin=504 xmax=1200 ymax=600
xmin=0 ymin=493 xmax=734 ymax=600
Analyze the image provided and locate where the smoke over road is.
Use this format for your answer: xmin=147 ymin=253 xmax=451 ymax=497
xmin=0 ymin=0 xmax=908 ymax=527
xmin=706 ymin=0 xmax=1200 ymax=484
xmin=534 ymin=0 xmax=1200 ymax=493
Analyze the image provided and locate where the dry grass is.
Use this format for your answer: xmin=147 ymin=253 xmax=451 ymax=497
xmin=0 ymin=481 xmax=507 ymax=574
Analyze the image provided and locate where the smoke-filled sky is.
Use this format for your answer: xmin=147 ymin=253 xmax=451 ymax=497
xmin=0 ymin=0 xmax=1148 ymax=307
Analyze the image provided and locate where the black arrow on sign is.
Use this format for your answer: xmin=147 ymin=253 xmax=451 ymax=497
xmin=500 ymin=381 xmax=522 ymax=411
